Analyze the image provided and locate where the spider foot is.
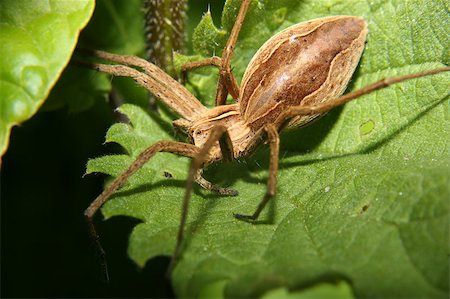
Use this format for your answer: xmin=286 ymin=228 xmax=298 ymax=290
xmin=216 ymin=187 xmax=239 ymax=196
xmin=195 ymin=173 xmax=239 ymax=196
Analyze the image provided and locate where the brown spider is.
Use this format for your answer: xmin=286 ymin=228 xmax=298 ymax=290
xmin=81 ymin=0 xmax=449 ymax=279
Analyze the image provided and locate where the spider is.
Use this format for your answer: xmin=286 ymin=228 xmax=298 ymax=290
xmin=81 ymin=0 xmax=448 ymax=279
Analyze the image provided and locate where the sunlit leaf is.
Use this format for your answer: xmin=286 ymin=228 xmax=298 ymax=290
xmin=0 ymin=0 xmax=94 ymax=159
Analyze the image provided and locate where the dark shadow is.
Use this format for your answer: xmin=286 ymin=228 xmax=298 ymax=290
xmin=1 ymin=99 xmax=175 ymax=298
xmin=360 ymin=96 xmax=447 ymax=153
xmin=91 ymin=216 xmax=174 ymax=298
xmin=278 ymin=106 xmax=344 ymax=154
xmin=278 ymin=95 xmax=447 ymax=171
xmin=114 ymin=179 xmax=187 ymax=198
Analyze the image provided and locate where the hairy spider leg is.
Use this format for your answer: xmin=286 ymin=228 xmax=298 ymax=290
xmin=168 ymin=125 xmax=235 ymax=274
xmin=84 ymin=141 xmax=199 ymax=281
xmin=281 ymin=67 xmax=450 ymax=120
xmin=180 ymin=0 xmax=251 ymax=105
xmin=234 ymin=124 xmax=280 ymax=221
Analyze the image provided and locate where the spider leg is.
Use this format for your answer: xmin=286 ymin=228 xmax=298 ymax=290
xmin=179 ymin=0 xmax=251 ymax=106
xmin=74 ymin=50 xmax=208 ymax=121
xmin=75 ymin=60 xmax=207 ymax=121
xmin=178 ymin=55 xmax=237 ymax=105
xmin=195 ymin=125 xmax=238 ymax=194
xmin=215 ymin=0 xmax=251 ymax=105
xmin=180 ymin=56 xmax=222 ymax=84
xmin=283 ymin=66 xmax=450 ymax=119
xmin=84 ymin=141 xmax=199 ymax=282
xmin=195 ymin=169 xmax=238 ymax=196
xmin=234 ymin=124 xmax=280 ymax=221
xmin=168 ymin=125 xmax=234 ymax=274
xmin=82 ymin=49 xmax=160 ymax=75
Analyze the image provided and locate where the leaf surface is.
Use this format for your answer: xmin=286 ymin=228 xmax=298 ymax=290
xmin=87 ymin=0 xmax=449 ymax=297
xmin=0 ymin=0 xmax=94 ymax=158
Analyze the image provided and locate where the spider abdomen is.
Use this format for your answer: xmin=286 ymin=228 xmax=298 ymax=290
xmin=240 ymin=16 xmax=368 ymax=130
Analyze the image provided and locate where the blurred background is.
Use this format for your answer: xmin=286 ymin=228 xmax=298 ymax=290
xmin=1 ymin=0 xmax=226 ymax=297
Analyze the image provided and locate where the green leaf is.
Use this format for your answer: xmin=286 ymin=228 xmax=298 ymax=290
xmin=0 ymin=0 xmax=94 ymax=159
xmin=88 ymin=0 xmax=449 ymax=297
xmin=193 ymin=11 xmax=227 ymax=56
